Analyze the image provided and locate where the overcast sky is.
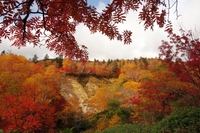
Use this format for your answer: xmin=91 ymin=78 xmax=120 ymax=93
xmin=1 ymin=0 xmax=200 ymax=61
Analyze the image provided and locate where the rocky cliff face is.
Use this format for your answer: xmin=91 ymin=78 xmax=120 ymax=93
xmin=60 ymin=75 xmax=108 ymax=113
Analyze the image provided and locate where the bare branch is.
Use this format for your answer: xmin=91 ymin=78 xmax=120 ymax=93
xmin=22 ymin=0 xmax=34 ymax=39
xmin=167 ymin=0 xmax=180 ymax=20
xmin=37 ymin=0 xmax=47 ymax=35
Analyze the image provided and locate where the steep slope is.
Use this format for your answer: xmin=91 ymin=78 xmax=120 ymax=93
xmin=60 ymin=76 xmax=111 ymax=113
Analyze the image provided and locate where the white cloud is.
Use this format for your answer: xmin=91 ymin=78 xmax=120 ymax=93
xmin=79 ymin=0 xmax=200 ymax=60
xmin=96 ymin=1 xmax=106 ymax=12
xmin=0 ymin=39 xmax=57 ymax=60
xmin=0 ymin=0 xmax=200 ymax=60
xmin=75 ymin=8 xmax=168 ymax=60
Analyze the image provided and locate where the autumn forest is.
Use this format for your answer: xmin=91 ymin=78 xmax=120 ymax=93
xmin=0 ymin=39 xmax=200 ymax=132
xmin=0 ymin=0 xmax=200 ymax=133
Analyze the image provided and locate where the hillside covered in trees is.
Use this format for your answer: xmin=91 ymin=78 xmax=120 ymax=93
xmin=0 ymin=53 xmax=199 ymax=133
xmin=0 ymin=0 xmax=200 ymax=132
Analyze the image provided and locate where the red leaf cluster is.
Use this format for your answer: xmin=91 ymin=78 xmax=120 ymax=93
xmin=0 ymin=0 xmax=173 ymax=59
xmin=0 ymin=54 xmax=67 ymax=132
xmin=0 ymin=93 xmax=56 ymax=132
xmin=159 ymin=23 xmax=200 ymax=107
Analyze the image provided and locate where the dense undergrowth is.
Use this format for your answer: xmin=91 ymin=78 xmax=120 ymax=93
xmin=95 ymin=108 xmax=200 ymax=133
xmin=60 ymin=107 xmax=200 ymax=133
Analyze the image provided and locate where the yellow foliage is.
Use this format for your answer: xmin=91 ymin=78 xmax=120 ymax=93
xmin=88 ymin=88 xmax=109 ymax=112
xmin=0 ymin=54 xmax=37 ymax=93
xmin=41 ymin=60 xmax=56 ymax=67
xmin=96 ymin=115 xmax=108 ymax=131
xmin=121 ymin=81 xmax=140 ymax=100
xmin=108 ymin=114 xmax=121 ymax=127
xmin=62 ymin=58 xmax=72 ymax=69
xmin=123 ymin=81 xmax=140 ymax=93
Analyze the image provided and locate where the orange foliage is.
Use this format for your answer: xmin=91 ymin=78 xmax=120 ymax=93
xmin=0 ymin=54 xmax=40 ymax=93
xmin=0 ymin=54 xmax=66 ymax=132
xmin=96 ymin=115 xmax=108 ymax=131
xmin=61 ymin=59 xmax=122 ymax=78
xmin=88 ymin=88 xmax=109 ymax=113
xmin=2 ymin=53 xmax=198 ymax=128
xmin=122 ymin=81 xmax=140 ymax=100
xmin=108 ymin=114 xmax=121 ymax=127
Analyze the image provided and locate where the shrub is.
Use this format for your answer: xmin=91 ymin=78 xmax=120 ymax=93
xmin=98 ymin=123 xmax=145 ymax=133
xmin=155 ymin=107 xmax=200 ymax=133
xmin=99 ymin=108 xmax=200 ymax=133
